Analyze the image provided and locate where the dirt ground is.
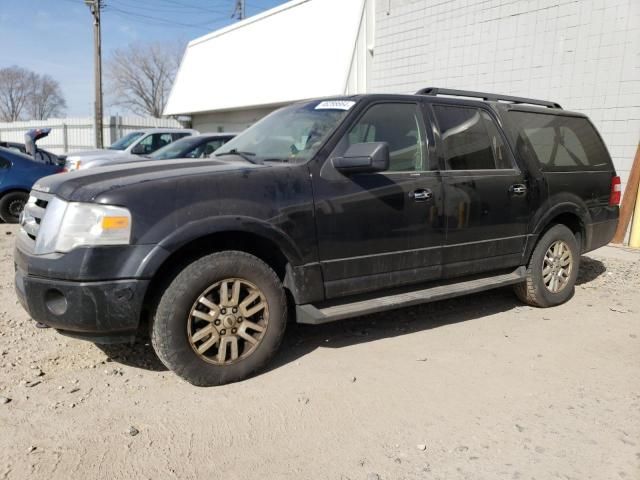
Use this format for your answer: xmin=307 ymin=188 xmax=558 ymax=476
xmin=0 ymin=222 xmax=638 ymax=480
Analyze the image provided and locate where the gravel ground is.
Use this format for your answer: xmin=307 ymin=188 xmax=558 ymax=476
xmin=0 ymin=222 xmax=638 ymax=480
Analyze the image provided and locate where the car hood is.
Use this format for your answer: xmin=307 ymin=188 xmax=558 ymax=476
xmin=79 ymin=153 xmax=139 ymax=167
xmin=65 ymin=149 xmax=126 ymax=160
xmin=32 ymin=158 xmax=265 ymax=202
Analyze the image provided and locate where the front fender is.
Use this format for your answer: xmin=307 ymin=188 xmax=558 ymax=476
xmin=134 ymin=215 xmax=303 ymax=278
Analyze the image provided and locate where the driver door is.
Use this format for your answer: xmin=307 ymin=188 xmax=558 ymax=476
xmin=312 ymin=101 xmax=444 ymax=299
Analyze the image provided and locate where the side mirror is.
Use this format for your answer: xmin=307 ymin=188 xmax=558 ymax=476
xmin=333 ymin=142 xmax=389 ymax=174
xmin=131 ymin=143 xmax=146 ymax=155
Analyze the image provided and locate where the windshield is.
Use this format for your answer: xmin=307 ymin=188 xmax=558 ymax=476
xmin=108 ymin=131 xmax=144 ymax=150
xmin=215 ymin=100 xmax=354 ymax=164
xmin=149 ymin=136 xmax=201 ymax=160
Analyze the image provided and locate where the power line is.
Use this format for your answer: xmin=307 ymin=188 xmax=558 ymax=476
xmin=108 ymin=0 xmax=231 ymax=15
xmin=106 ymin=5 xmax=231 ymax=30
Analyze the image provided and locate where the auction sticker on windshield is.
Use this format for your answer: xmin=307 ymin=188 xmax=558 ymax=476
xmin=315 ymin=100 xmax=356 ymax=110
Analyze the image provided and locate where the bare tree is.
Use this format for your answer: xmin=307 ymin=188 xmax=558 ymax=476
xmin=28 ymin=74 xmax=67 ymax=120
xmin=0 ymin=66 xmax=67 ymax=122
xmin=106 ymin=41 xmax=183 ymax=117
xmin=0 ymin=66 xmax=36 ymax=122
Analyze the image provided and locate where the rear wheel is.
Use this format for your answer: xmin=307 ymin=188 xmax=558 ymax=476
xmin=514 ymin=224 xmax=579 ymax=307
xmin=151 ymin=251 xmax=287 ymax=386
xmin=0 ymin=191 xmax=28 ymax=223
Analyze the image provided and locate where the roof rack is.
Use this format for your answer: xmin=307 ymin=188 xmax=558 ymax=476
xmin=416 ymin=87 xmax=562 ymax=109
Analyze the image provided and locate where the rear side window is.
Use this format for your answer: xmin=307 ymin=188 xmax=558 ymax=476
xmin=434 ymin=105 xmax=513 ymax=170
xmin=509 ymin=112 xmax=611 ymax=171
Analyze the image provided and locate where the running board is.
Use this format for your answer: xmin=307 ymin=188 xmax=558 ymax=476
xmin=296 ymin=267 xmax=526 ymax=325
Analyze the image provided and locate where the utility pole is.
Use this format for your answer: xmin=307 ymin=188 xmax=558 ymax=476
xmin=85 ymin=0 xmax=104 ymax=148
xmin=232 ymin=0 xmax=245 ymax=20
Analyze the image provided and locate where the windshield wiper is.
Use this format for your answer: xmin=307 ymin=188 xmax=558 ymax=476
xmin=262 ymin=158 xmax=290 ymax=163
xmin=216 ymin=149 xmax=261 ymax=164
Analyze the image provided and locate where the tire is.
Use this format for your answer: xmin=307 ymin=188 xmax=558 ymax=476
xmin=514 ymin=224 xmax=580 ymax=308
xmin=151 ymin=251 xmax=287 ymax=386
xmin=0 ymin=191 xmax=28 ymax=223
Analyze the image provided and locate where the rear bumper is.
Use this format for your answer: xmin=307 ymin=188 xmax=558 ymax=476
xmin=585 ymin=217 xmax=618 ymax=253
xmin=15 ymin=267 xmax=149 ymax=342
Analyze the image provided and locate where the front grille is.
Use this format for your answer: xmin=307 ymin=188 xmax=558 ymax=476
xmin=21 ymin=191 xmax=52 ymax=242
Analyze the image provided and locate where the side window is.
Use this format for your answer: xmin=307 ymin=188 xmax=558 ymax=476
xmin=172 ymin=132 xmax=191 ymax=141
xmin=434 ymin=105 xmax=512 ymax=170
xmin=203 ymin=139 xmax=226 ymax=157
xmin=509 ymin=112 xmax=611 ymax=171
xmin=139 ymin=133 xmax=173 ymax=153
xmin=338 ymin=103 xmax=427 ymax=172
xmin=481 ymin=111 xmax=513 ymax=169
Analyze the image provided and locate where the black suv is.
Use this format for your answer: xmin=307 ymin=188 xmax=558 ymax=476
xmin=14 ymin=88 xmax=620 ymax=386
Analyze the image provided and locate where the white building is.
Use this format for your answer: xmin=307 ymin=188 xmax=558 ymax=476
xmin=165 ymin=0 xmax=639 ymax=188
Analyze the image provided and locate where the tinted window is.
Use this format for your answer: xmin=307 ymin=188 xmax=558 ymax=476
xmin=172 ymin=132 xmax=191 ymax=141
xmin=340 ymin=103 xmax=426 ymax=171
xmin=178 ymin=138 xmax=228 ymax=158
xmin=434 ymin=105 xmax=512 ymax=170
xmin=202 ymin=139 xmax=228 ymax=156
xmin=509 ymin=112 xmax=611 ymax=171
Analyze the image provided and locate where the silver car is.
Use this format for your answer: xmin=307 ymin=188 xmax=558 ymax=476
xmin=68 ymin=133 xmax=236 ymax=171
xmin=63 ymin=128 xmax=198 ymax=171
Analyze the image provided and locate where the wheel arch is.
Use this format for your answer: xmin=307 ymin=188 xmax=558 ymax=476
xmin=0 ymin=187 xmax=30 ymax=198
xmin=138 ymin=221 xmax=304 ymax=329
xmin=528 ymin=201 xmax=590 ymax=260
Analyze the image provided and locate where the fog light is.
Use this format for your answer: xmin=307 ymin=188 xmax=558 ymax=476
xmin=44 ymin=289 xmax=67 ymax=316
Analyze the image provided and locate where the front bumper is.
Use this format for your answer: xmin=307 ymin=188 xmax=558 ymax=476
xmin=15 ymin=267 xmax=149 ymax=343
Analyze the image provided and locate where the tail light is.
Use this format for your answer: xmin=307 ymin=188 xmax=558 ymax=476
xmin=609 ymin=176 xmax=621 ymax=206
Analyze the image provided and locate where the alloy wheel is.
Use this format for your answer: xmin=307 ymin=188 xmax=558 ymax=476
xmin=187 ymin=278 xmax=268 ymax=365
xmin=542 ymin=240 xmax=573 ymax=293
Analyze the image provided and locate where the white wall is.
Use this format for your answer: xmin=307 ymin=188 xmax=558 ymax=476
xmin=192 ymin=105 xmax=282 ymax=134
xmin=0 ymin=116 xmax=183 ymax=154
xmin=372 ymin=0 xmax=640 ymax=195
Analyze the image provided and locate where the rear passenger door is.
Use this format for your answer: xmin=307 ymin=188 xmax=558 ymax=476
xmin=431 ymin=103 xmax=531 ymax=278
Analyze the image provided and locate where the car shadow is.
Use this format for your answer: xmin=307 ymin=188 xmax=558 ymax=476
xmin=576 ymin=256 xmax=606 ymax=285
xmin=94 ymin=340 xmax=168 ymax=372
xmin=96 ymin=256 xmax=608 ymax=376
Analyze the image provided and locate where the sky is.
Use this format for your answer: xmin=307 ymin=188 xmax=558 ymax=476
xmin=0 ymin=0 xmax=287 ymax=116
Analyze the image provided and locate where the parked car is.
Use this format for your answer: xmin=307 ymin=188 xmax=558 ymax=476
xmin=1 ymin=128 xmax=62 ymax=166
xmin=67 ymin=133 xmax=235 ymax=170
xmin=0 ymin=141 xmax=60 ymax=166
xmin=14 ymin=88 xmax=619 ymax=386
xmin=0 ymin=147 xmax=62 ymax=223
xmin=62 ymin=128 xmax=198 ymax=171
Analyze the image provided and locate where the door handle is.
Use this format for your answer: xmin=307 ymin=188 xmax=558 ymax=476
xmin=509 ymin=184 xmax=527 ymax=196
xmin=409 ymin=188 xmax=433 ymax=202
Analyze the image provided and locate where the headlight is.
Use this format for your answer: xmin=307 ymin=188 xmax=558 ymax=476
xmin=64 ymin=159 xmax=81 ymax=171
xmin=33 ymin=199 xmax=132 ymax=254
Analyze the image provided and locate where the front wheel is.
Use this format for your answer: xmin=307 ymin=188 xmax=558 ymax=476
xmin=514 ymin=224 xmax=580 ymax=307
xmin=151 ymin=251 xmax=287 ymax=386
xmin=0 ymin=191 xmax=28 ymax=223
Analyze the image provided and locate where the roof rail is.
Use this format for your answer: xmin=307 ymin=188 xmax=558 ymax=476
xmin=416 ymin=87 xmax=562 ymax=109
